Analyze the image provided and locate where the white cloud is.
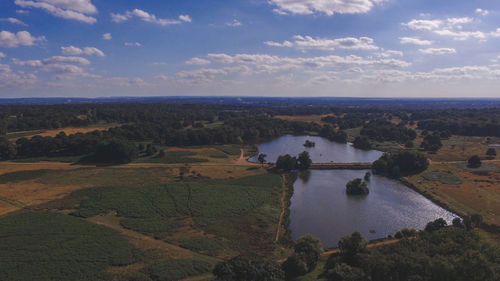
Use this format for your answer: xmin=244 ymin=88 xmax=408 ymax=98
xmin=476 ymin=8 xmax=489 ymax=16
xmin=489 ymin=28 xmax=500 ymax=38
xmin=102 ymin=33 xmax=112 ymax=40
xmin=0 ymin=17 xmax=28 ymax=26
xmin=446 ymin=17 xmax=473 ymax=26
xmin=124 ymin=42 xmax=142 ymax=47
xmin=269 ymin=0 xmax=386 ymax=16
xmin=111 ymin=9 xmax=189 ymax=26
xmin=61 ymin=46 xmax=105 ymax=57
xmin=376 ymin=50 xmax=403 ymax=58
xmin=12 ymin=56 xmax=93 ymax=79
xmin=399 ymin=37 xmax=433 ymax=45
xmin=185 ymin=57 xmax=211 ymax=65
xmin=14 ymin=0 xmax=97 ymax=24
xmin=226 ymin=19 xmax=242 ymax=27
xmin=265 ymin=35 xmax=379 ymax=51
xmin=418 ymin=48 xmax=456 ymax=55
xmin=0 ymin=52 xmax=5 ymax=59
xmin=179 ymin=15 xmax=192 ymax=23
xmin=0 ymin=63 xmax=37 ymax=87
xmin=433 ymin=29 xmax=486 ymax=41
xmin=0 ymin=30 xmax=45 ymax=48
xmin=403 ymin=19 xmax=442 ymax=30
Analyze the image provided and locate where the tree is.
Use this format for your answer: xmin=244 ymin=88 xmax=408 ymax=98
xmin=87 ymin=139 xmax=139 ymax=164
xmin=364 ymin=172 xmax=371 ymax=181
xmin=282 ymin=235 xmax=323 ymax=279
xmin=0 ymin=137 xmax=16 ymax=161
xmin=486 ymin=148 xmax=496 ymax=158
xmin=372 ymin=151 xmax=429 ymax=178
xmin=425 ymin=218 xmax=447 ymax=232
xmin=276 ymin=154 xmax=297 ymax=171
xmin=421 ymin=134 xmax=442 ymax=152
xmin=352 ymin=136 xmax=371 ymax=150
xmin=213 ymin=256 xmax=284 ymax=281
xmin=346 ymin=178 xmax=369 ymax=195
xmin=467 ymin=155 xmax=482 ymax=168
xmin=297 ymin=151 xmax=312 ymax=170
xmin=257 ymin=153 xmax=267 ymax=166
xmin=338 ymin=232 xmax=367 ymax=266
xmin=326 ymin=263 xmax=367 ymax=281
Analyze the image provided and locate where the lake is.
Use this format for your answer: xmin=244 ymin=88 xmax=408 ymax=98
xmin=249 ymin=135 xmax=383 ymax=163
xmin=290 ymin=169 xmax=458 ymax=248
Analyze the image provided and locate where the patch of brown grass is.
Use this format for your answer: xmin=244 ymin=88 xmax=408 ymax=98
xmin=274 ymin=114 xmax=333 ymax=125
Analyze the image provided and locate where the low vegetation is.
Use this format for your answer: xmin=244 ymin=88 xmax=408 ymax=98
xmin=144 ymin=259 xmax=212 ymax=281
xmin=345 ymin=178 xmax=370 ymax=195
xmin=372 ymin=151 xmax=429 ymax=178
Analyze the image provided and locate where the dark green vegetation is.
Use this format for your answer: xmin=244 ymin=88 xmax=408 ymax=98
xmin=352 ymin=136 xmax=372 ymax=150
xmin=0 ymin=169 xmax=50 ymax=184
xmin=213 ymin=256 xmax=284 ymax=281
xmin=372 ymin=151 xmax=429 ymax=178
xmin=144 ymin=259 xmax=212 ymax=281
xmin=486 ymin=148 xmax=497 ymax=158
xmin=276 ymin=151 xmax=312 ymax=171
xmin=179 ymin=237 xmax=225 ymax=256
xmin=345 ymin=178 xmax=369 ymax=195
xmin=0 ymin=212 xmax=137 ymax=281
xmin=423 ymin=171 xmax=463 ymax=184
xmin=68 ymin=173 xmax=282 ymax=255
xmin=138 ymin=150 xmax=208 ymax=163
xmin=467 ymin=155 xmax=482 ymax=168
xmin=360 ymin=119 xmax=417 ymax=144
xmin=303 ymin=140 xmax=315 ymax=147
xmin=420 ymin=133 xmax=443 ymax=152
xmin=282 ymin=235 xmax=324 ymax=279
xmin=322 ymin=221 xmax=500 ymax=281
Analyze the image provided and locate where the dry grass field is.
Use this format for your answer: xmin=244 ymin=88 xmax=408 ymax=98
xmin=274 ymin=114 xmax=333 ymax=125
xmin=6 ymin=124 xmax=118 ymax=140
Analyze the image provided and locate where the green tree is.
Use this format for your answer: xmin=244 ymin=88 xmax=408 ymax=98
xmin=352 ymin=136 xmax=371 ymax=150
xmin=282 ymin=235 xmax=323 ymax=279
xmin=297 ymin=151 xmax=312 ymax=170
xmin=346 ymin=178 xmax=369 ymax=195
xmin=213 ymin=256 xmax=284 ymax=281
xmin=467 ymin=155 xmax=482 ymax=168
xmin=338 ymin=232 xmax=367 ymax=266
xmin=326 ymin=263 xmax=367 ymax=281
xmin=257 ymin=153 xmax=267 ymax=166
xmin=0 ymin=137 xmax=16 ymax=160
xmin=486 ymin=148 xmax=496 ymax=158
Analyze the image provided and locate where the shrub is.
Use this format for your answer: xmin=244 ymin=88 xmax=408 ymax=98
xmin=144 ymin=259 xmax=212 ymax=281
xmin=346 ymin=178 xmax=369 ymax=196
xmin=467 ymin=155 xmax=482 ymax=168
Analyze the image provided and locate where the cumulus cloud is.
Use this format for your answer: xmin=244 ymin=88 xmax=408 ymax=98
xmin=12 ymin=55 xmax=94 ymax=80
xmin=376 ymin=50 xmax=403 ymax=58
xmin=0 ymin=52 xmax=5 ymax=59
xmin=226 ymin=19 xmax=242 ymax=27
xmin=265 ymin=35 xmax=379 ymax=51
xmin=102 ymin=33 xmax=112 ymax=40
xmin=399 ymin=37 xmax=433 ymax=45
xmin=124 ymin=42 xmax=142 ymax=47
xmin=0 ymin=30 xmax=45 ymax=48
xmin=433 ymin=29 xmax=486 ymax=41
xmin=111 ymin=9 xmax=190 ymax=26
xmin=269 ymin=0 xmax=386 ymax=16
xmin=61 ymin=46 xmax=105 ymax=57
xmin=14 ymin=0 xmax=97 ymax=24
xmin=0 ymin=17 xmax=28 ymax=26
xmin=185 ymin=57 xmax=211 ymax=65
xmin=475 ymin=8 xmax=489 ymax=16
xmin=403 ymin=19 xmax=442 ymax=30
xmin=418 ymin=48 xmax=456 ymax=55
xmin=0 ymin=63 xmax=37 ymax=87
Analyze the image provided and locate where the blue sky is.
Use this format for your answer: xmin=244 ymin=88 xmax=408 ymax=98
xmin=1 ymin=0 xmax=500 ymax=98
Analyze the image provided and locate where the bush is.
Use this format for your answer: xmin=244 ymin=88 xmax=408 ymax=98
xmin=345 ymin=178 xmax=369 ymax=195
xmin=486 ymin=148 xmax=496 ymax=157
xmin=372 ymin=151 xmax=429 ymax=178
xmin=352 ymin=136 xmax=371 ymax=150
xmin=179 ymin=237 xmax=225 ymax=256
xmin=213 ymin=256 xmax=284 ymax=281
xmin=467 ymin=155 xmax=482 ymax=168
xmin=420 ymin=134 xmax=443 ymax=152
xmin=144 ymin=259 xmax=212 ymax=281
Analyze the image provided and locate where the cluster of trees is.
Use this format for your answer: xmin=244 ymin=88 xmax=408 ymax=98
xmin=372 ymin=151 xmax=429 ymax=178
xmin=345 ymin=178 xmax=369 ymax=195
xmin=282 ymin=235 xmax=324 ymax=279
xmin=276 ymin=151 xmax=312 ymax=171
xmin=360 ymin=119 xmax=417 ymax=144
xmin=467 ymin=155 xmax=482 ymax=168
xmin=352 ymin=136 xmax=372 ymax=150
xmin=319 ymin=125 xmax=348 ymax=143
xmin=420 ymin=133 xmax=443 ymax=152
xmin=303 ymin=140 xmax=315 ymax=147
xmin=322 ymin=217 xmax=499 ymax=281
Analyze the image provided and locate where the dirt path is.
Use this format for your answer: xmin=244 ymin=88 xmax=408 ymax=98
xmin=275 ymin=174 xmax=287 ymax=243
xmin=321 ymin=238 xmax=401 ymax=256
xmin=234 ymin=149 xmax=260 ymax=166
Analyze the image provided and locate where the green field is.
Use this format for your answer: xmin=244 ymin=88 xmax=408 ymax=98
xmin=422 ymin=171 xmax=463 ymax=184
xmin=0 ymin=212 xmax=138 ymax=281
xmin=137 ymin=150 xmax=209 ymax=163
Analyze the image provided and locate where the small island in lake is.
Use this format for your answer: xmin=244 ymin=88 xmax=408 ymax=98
xmin=303 ymin=140 xmax=316 ymax=147
xmin=346 ymin=178 xmax=370 ymax=195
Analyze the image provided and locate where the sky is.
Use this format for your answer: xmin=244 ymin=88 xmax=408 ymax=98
xmin=1 ymin=0 xmax=500 ymax=98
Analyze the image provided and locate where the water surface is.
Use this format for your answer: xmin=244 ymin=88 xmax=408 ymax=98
xmin=249 ymin=135 xmax=383 ymax=163
xmin=290 ymin=169 xmax=457 ymax=248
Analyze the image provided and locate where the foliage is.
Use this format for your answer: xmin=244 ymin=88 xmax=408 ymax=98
xmin=283 ymin=235 xmax=323 ymax=279
xmin=360 ymin=119 xmax=417 ymax=143
xmin=144 ymin=259 xmax=212 ymax=281
xmin=319 ymin=125 xmax=348 ymax=143
xmin=258 ymin=153 xmax=267 ymax=165
xmin=0 ymin=212 xmax=137 ymax=281
xmin=323 ymin=225 xmax=500 ymax=281
xmin=352 ymin=136 xmax=372 ymax=150
xmin=0 ymin=137 xmax=16 ymax=160
xmin=424 ymin=218 xmax=447 ymax=232
xmin=422 ymin=171 xmax=463 ymax=184
xmin=139 ymin=150 xmax=208 ymax=164
xmin=120 ymin=217 xmax=180 ymax=238
xmin=85 ymin=138 xmax=139 ymax=163
xmin=372 ymin=151 xmax=429 ymax=178
xmin=486 ymin=148 xmax=496 ymax=157
xmin=276 ymin=154 xmax=297 ymax=171
xmin=303 ymin=140 xmax=315 ymax=147
xmin=467 ymin=155 xmax=482 ymax=168
xmin=420 ymin=133 xmax=443 ymax=152
xmin=179 ymin=237 xmax=225 ymax=256
xmin=0 ymin=169 xmax=50 ymax=184
xmin=364 ymin=172 xmax=371 ymax=181
xmin=297 ymin=151 xmax=312 ymax=170
xmin=213 ymin=256 xmax=284 ymax=281
xmin=345 ymin=178 xmax=369 ymax=195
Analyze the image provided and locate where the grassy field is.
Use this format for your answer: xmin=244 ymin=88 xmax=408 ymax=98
xmin=274 ymin=114 xmax=333 ymax=125
xmin=0 ymin=212 xmax=138 ymax=281
xmin=407 ymin=162 xmax=500 ymax=225
xmin=6 ymin=123 xmax=119 ymax=140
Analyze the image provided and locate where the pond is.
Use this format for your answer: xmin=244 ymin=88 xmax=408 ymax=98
xmin=290 ymin=169 xmax=458 ymax=248
xmin=248 ymin=135 xmax=383 ymax=163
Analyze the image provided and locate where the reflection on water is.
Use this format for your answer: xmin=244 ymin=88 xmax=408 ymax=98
xmin=290 ymin=170 xmax=458 ymax=248
xmin=249 ymin=135 xmax=383 ymax=163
